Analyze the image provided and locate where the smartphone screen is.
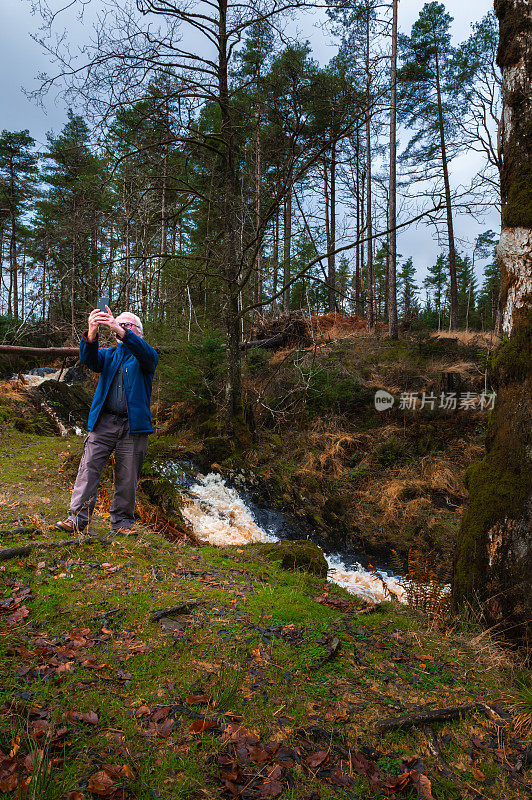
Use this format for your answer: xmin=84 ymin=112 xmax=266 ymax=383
xmin=97 ymin=297 xmax=110 ymax=313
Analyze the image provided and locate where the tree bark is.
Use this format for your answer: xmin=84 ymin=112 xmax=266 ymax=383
xmin=217 ymin=0 xmax=247 ymax=436
xmin=453 ymin=0 xmax=532 ymax=645
xmin=325 ymin=144 xmax=337 ymax=313
xmin=387 ymin=0 xmax=398 ymax=339
xmin=365 ymin=9 xmax=374 ymax=330
xmin=282 ymin=187 xmax=292 ymax=312
xmin=434 ymin=47 xmax=458 ymax=330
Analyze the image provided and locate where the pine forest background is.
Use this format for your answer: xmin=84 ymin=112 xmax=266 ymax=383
xmin=0 ymin=2 xmax=502 ymax=355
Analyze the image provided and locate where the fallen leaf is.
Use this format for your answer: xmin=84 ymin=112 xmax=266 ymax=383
xmin=7 ymin=606 xmax=29 ymax=625
xmin=189 ymin=719 xmax=218 ymax=734
xmin=87 ymin=770 xmax=116 ymax=796
xmin=63 ymin=710 xmax=99 ymax=725
xmin=185 ymin=694 xmax=211 ymax=705
xmin=306 ymin=750 xmax=329 ymax=769
xmin=156 ymin=718 xmax=175 ymax=738
xmin=411 ymin=770 xmax=434 ymax=799
xmin=471 ymin=768 xmax=485 ymax=781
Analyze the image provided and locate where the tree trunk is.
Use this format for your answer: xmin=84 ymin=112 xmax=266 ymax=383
xmin=218 ymin=0 xmax=247 ymax=436
xmin=434 ymin=48 xmax=458 ymax=330
xmin=387 ymin=0 xmax=398 ymax=339
xmin=365 ymin=9 xmax=374 ymax=330
xmin=355 ymin=132 xmax=361 ymax=316
xmin=325 ymin=143 xmax=337 ymax=313
xmin=453 ymin=0 xmax=532 ymax=645
xmin=10 ymin=216 xmax=17 ymax=321
xmin=283 ymin=187 xmax=292 ymax=312
xmin=272 ymin=208 xmax=279 ymax=310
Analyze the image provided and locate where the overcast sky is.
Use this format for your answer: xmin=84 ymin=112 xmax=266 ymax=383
xmin=2 ymin=0 xmax=498 ymax=284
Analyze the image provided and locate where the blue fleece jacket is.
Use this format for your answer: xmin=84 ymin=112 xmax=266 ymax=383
xmin=80 ymin=330 xmax=159 ymax=434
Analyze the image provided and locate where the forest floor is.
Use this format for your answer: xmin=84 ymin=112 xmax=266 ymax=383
xmin=1 ymin=429 xmax=531 ymax=800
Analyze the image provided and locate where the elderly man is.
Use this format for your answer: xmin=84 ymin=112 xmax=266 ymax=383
xmin=56 ymin=306 xmax=158 ymax=534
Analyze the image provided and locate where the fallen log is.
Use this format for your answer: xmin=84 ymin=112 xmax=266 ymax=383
xmin=242 ymin=333 xmax=286 ymax=350
xmin=149 ymin=600 xmax=202 ymax=622
xmin=0 ymin=344 xmax=79 ymax=358
xmin=375 ymin=703 xmax=487 ymax=734
xmin=1 ymin=338 xmax=285 ymax=362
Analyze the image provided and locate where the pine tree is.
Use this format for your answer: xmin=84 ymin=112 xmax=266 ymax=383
xmin=397 ymin=256 xmax=418 ymax=322
xmin=40 ymin=111 xmax=108 ymax=333
xmin=423 ymin=253 xmax=448 ymax=330
xmin=0 ymin=130 xmax=38 ymax=319
xmin=398 ymin=2 xmax=460 ymax=329
xmin=477 ymin=253 xmax=500 ymax=330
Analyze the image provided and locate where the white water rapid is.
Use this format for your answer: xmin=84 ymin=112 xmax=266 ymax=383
xmin=176 ymin=470 xmax=406 ymax=604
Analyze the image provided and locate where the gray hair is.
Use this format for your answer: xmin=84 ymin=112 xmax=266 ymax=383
xmin=119 ymin=312 xmax=143 ymax=334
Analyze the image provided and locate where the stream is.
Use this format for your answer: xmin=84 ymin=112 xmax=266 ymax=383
xmin=156 ymin=461 xmax=407 ymax=604
xmin=10 ymin=368 xmax=406 ymax=603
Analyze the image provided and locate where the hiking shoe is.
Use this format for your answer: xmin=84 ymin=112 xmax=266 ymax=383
xmin=112 ymin=527 xmax=135 ymax=536
xmin=55 ymin=519 xmax=86 ymax=534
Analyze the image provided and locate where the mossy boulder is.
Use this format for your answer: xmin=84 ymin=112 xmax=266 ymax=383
xmin=256 ymin=539 xmax=328 ymax=578
xmin=203 ymin=436 xmax=233 ymax=463
xmin=13 ymin=412 xmax=56 ymax=436
xmin=32 ymin=380 xmax=93 ymax=430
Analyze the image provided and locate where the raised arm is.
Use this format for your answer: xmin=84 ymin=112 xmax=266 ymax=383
xmin=121 ymin=330 xmax=159 ymax=374
xmin=80 ymin=309 xmax=108 ymax=372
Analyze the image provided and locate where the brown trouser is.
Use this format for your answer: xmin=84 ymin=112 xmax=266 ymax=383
xmin=69 ymin=412 xmax=148 ymax=530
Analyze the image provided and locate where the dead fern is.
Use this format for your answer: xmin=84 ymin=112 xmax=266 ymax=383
xmin=399 ymin=547 xmax=451 ymax=617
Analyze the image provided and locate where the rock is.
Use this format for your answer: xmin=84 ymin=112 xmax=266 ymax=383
xmin=31 ymin=380 xmax=93 ymax=432
xmin=257 ymin=539 xmax=328 ymax=577
xmin=28 ymin=367 xmax=57 ymax=377
xmin=63 ymin=363 xmax=92 ymax=386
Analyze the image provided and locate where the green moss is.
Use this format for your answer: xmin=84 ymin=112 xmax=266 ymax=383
xmin=454 ymin=456 xmax=528 ymax=596
xmin=13 ymin=412 xmax=56 ymax=436
xmin=453 ymin=319 xmax=532 ymax=640
xmin=499 ymin=118 xmax=532 ymax=229
xmin=255 ymin=539 xmax=328 ymax=578
xmin=375 ymin=435 xmax=408 ymax=466
xmin=503 ymin=163 xmax=532 ymax=228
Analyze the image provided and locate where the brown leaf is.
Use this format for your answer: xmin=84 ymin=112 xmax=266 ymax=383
xmin=189 ymin=719 xmax=218 ymax=734
xmin=32 ymin=720 xmax=49 ymax=738
xmin=56 ymin=661 xmax=75 ymax=673
xmin=185 ymin=694 xmax=211 ymax=705
xmin=9 ymin=735 xmax=20 ymax=758
xmin=156 ymin=718 xmax=175 ymax=738
xmin=411 ymin=771 xmax=434 ymax=799
xmin=471 ymin=768 xmax=485 ymax=782
xmin=120 ymin=765 xmax=135 ymax=780
xmin=330 ymin=771 xmax=354 ymax=787
xmin=248 ymin=745 xmax=272 ymax=764
xmin=7 ymin=605 xmax=29 ymax=625
xmin=87 ymin=770 xmax=117 ymax=796
xmin=135 ymin=705 xmax=151 ymax=718
xmin=306 ymin=750 xmax=329 ymax=769
xmin=65 ymin=792 xmax=85 ymax=800
xmin=0 ymin=771 xmax=19 ymax=793
xmin=151 ymin=707 xmax=170 ymax=724
xmin=63 ymin=710 xmax=99 ymax=725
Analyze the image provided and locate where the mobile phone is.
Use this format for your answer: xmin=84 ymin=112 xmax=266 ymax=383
xmin=97 ymin=297 xmax=110 ymax=313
